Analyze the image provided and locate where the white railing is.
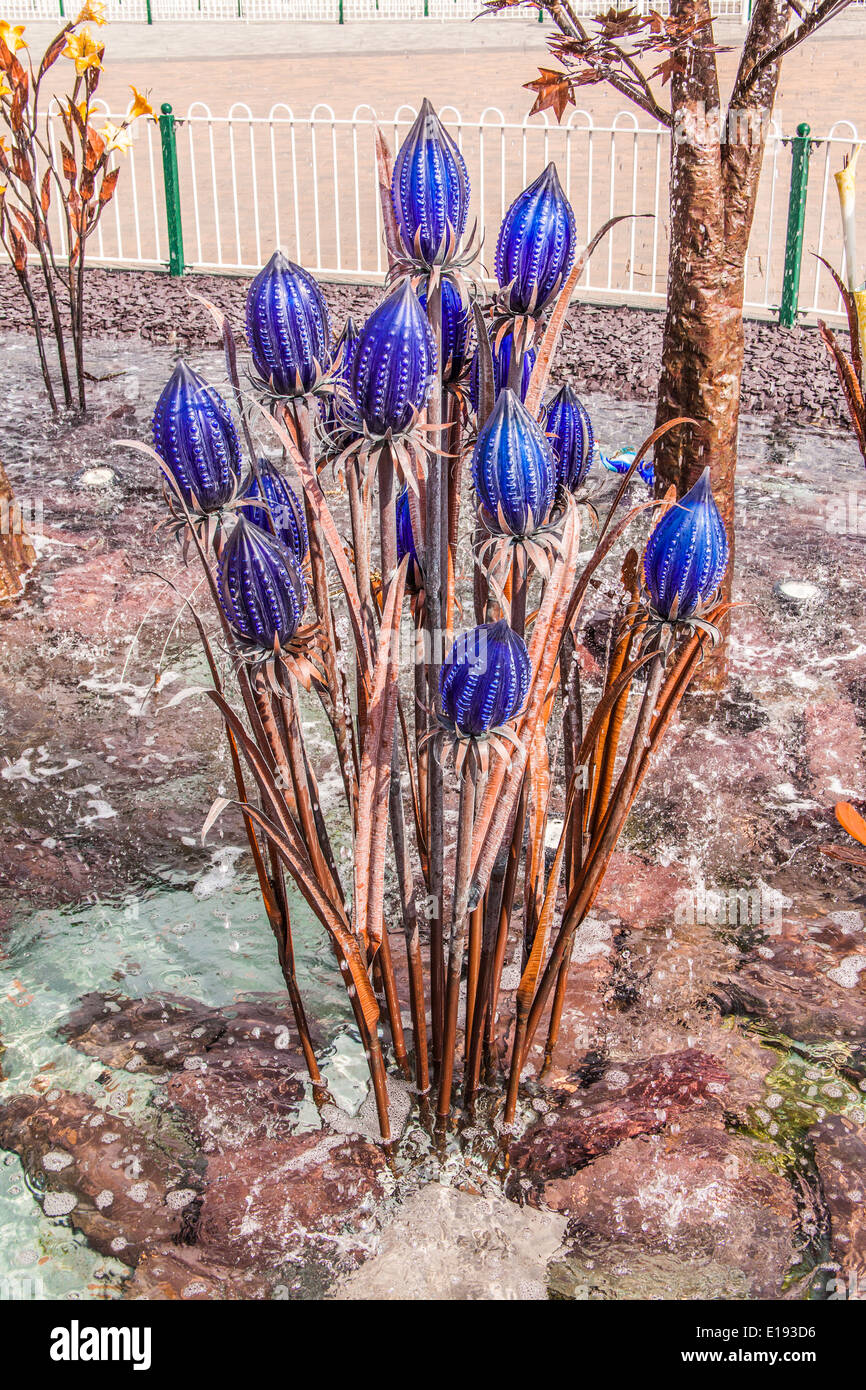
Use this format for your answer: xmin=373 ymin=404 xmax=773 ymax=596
xmin=7 ymin=0 xmax=752 ymax=19
xmin=45 ymin=102 xmax=859 ymax=321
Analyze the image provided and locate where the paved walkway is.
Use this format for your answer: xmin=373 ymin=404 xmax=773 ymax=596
xmin=23 ymin=15 xmax=866 ymax=131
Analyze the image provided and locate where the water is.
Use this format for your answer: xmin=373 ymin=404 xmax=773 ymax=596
xmin=2 ymin=330 xmax=865 ymax=1298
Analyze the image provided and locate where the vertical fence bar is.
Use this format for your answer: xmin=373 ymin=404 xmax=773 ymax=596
xmin=159 ymin=102 xmax=186 ymax=276
xmin=779 ymin=122 xmax=812 ymax=327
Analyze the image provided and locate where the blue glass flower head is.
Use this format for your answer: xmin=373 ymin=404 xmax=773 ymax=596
xmin=419 ymin=275 xmax=473 ymax=385
xmin=246 ymin=250 xmax=331 ymax=397
xmin=391 ymin=98 xmax=470 ymax=264
xmin=240 ymin=457 xmax=308 ymax=564
xmin=152 ymin=360 xmax=240 ymax=512
xmin=395 ymin=484 xmax=423 ymax=591
xmin=217 ymin=515 xmax=307 ymax=652
xmin=643 ymin=467 xmax=729 ymax=621
xmin=545 ymin=384 xmax=594 ymax=492
xmin=471 ymin=389 xmax=556 ymax=537
xmin=440 ymin=619 xmax=530 ymax=738
xmin=495 ymin=163 xmax=576 ymax=316
xmin=350 ymin=279 xmax=437 ymax=438
xmin=469 ymin=327 xmax=536 ymax=410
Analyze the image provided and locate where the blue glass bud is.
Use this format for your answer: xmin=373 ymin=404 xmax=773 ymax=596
xmin=391 ymin=98 xmax=470 ymax=263
xmin=240 ymin=456 xmax=308 ymax=564
xmin=246 ymin=250 xmax=331 ymax=396
xmin=643 ymin=467 xmax=729 ymax=620
xmin=419 ymin=276 xmax=473 ymax=385
xmin=495 ymin=163 xmax=576 ymax=315
xmin=471 ymin=389 xmax=555 ymax=537
xmin=544 ymin=384 xmax=594 ymax=492
xmin=152 ymin=360 xmax=240 ymax=512
xmin=217 ymin=515 xmax=307 ymax=651
xmin=469 ymin=328 xmax=536 ymax=410
xmin=350 ymin=279 xmax=437 ymax=437
xmin=440 ymin=619 xmax=530 ymax=737
xmin=395 ymin=484 xmax=419 ymax=570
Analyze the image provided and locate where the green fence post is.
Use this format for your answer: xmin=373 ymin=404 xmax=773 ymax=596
xmin=338 ymin=0 xmax=344 ymax=19
xmin=146 ymin=0 xmax=153 ymax=22
xmin=158 ymin=103 xmax=185 ymax=278
xmin=58 ymin=0 xmax=64 ymax=18
xmin=779 ymin=122 xmax=812 ymax=328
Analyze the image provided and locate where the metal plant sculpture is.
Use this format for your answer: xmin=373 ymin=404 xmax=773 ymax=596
xmin=129 ymin=100 xmax=729 ymax=1148
xmin=817 ymin=147 xmax=866 ymax=462
xmin=0 ymin=9 xmax=154 ymax=412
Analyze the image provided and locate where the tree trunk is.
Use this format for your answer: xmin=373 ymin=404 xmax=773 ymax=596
xmin=653 ymin=0 xmax=789 ymax=679
xmin=0 ymin=460 xmax=36 ymax=604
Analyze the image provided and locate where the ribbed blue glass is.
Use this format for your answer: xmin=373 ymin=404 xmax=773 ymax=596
xmin=544 ymin=383 xmax=594 ymax=491
xmin=391 ymin=98 xmax=470 ymax=263
xmin=217 ymin=515 xmax=308 ymax=650
xmin=152 ymin=360 xmax=240 ymax=511
xmin=240 ymin=457 xmax=308 ymax=563
xmin=495 ymin=163 xmax=576 ymax=315
xmin=469 ymin=327 xmax=537 ymax=410
xmin=246 ymin=250 xmax=331 ymax=395
xmin=471 ymin=388 xmax=555 ymax=537
xmin=350 ymin=279 xmax=437 ymax=437
xmin=395 ymin=484 xmax=419 ymax=569
xmin=419 ymin=275 xmax=473 ymax=385
xmin=643 ymin=467 xmax=729 ymax=619
xmin=440 ymin=619 xmax=530 ymax=736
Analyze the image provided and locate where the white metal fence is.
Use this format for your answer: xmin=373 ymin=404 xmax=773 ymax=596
xmin=59 ymin=102 xmax=859 ymax=322
xmin=8 ymin=0 xmax=752 ymax=20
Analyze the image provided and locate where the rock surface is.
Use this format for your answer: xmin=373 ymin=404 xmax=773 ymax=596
xmin=810 ymin=1115 xmax=866 ymax=1299
xmin=62 ymin=992 xmax=309 ymax=1149
xmin=542 ymin=1121 xmax=798 ymax=1299
xmin=0 ymin=1090 xmax=196 ymax=1266
xmin=510 ymin=1049 xmax=729 ymax=1185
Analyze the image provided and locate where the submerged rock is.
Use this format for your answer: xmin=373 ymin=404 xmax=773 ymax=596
xmin=333 ymin=1185 xmax=566 ymax=1301
xmin=123 ymin=1245 xmax=274 ymax=1301
xmin=810 ymin=1115 xmax=866 ymax=1298
xmin=196 ymin=1130 xmax=386 ymax=1271
xmin=548 ymin=1244 xmax=751 ymax=1301
xmin=542 ymin=1120 xmax=798 ymax=1299
xmin=510 ymin=1049 xmax=729 ymax=1185
xmin=61 ymin=992 xmax=308 ymax=1149
xmin=713 ymin=914 xmax=866 ymax=1041
xmin=0 ymin=1090 xmax=196 ymax=1267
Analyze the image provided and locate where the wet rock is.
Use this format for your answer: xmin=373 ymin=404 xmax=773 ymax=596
xmin=803 ymin=697 xmax=866 ymax=803
xmin=548 ymin=1244 xmax=751 ymax=1300
xmin=61 ymin=991 xmax=310 ymax=1078
xmin=713 ymin=913 xmax=866 ymax=1041
xmin=810 ymin=1115 xmax=866 ymax=1297
xmin=542 ymin=1121 xmax=798 ymax=1299
xmin=62 ymin=992 xmax=309 ymax=1149
xmin=195 ymin=1129 xmax=386 ymax=1272
xmin=0 ymin=1090 xmax=197 ymax=1267
xmin=510 ymin=1049 xmax=729 ymax=1184
xmin=123 ymin=1244 xmax=273 ymax=1301
xmin=333 ymin=1185 xmax=566 ymax=1301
